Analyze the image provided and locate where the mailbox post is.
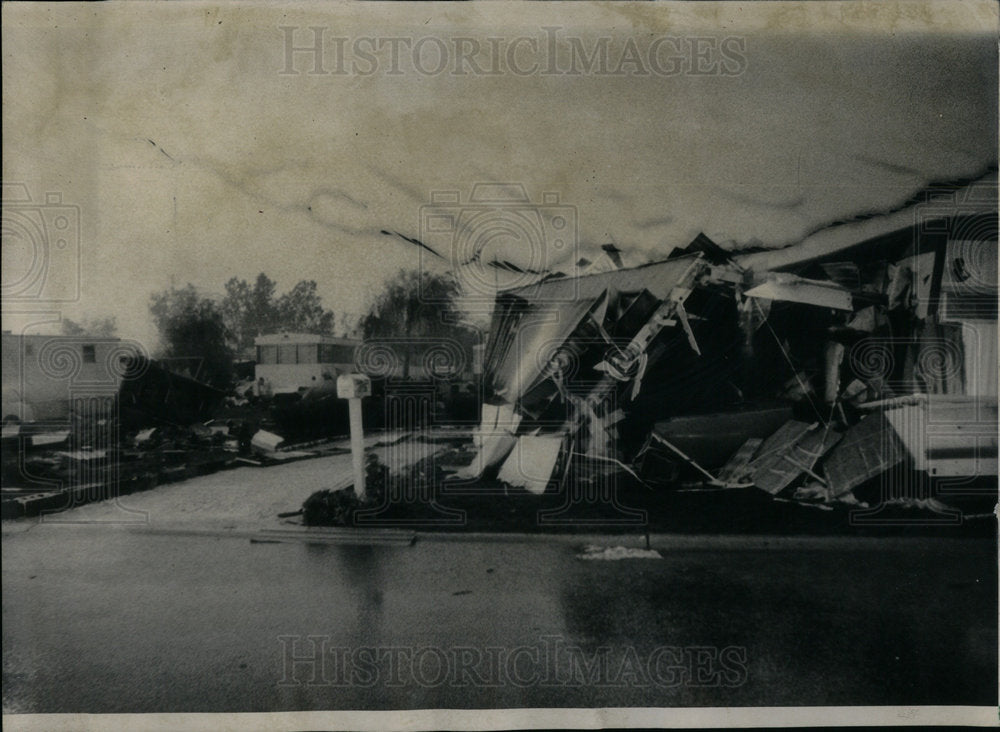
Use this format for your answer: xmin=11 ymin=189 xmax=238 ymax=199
xmin=337 ymin=373 xmax=372 ymax=500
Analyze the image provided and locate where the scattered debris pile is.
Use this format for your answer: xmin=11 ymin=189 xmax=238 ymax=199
xmin=454 ymin=179 xmax=997 ymax=522
xmin=1 ymin=405 xmax=331 ymax=520
xmin=577 ymin=545 xmax=662 ymax=560
xmin=117 ymin=355 xmax=227 ymax=430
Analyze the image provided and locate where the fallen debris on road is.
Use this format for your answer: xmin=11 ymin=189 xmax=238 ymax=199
xmin=577 ymin=545 xmax=662 ymax=560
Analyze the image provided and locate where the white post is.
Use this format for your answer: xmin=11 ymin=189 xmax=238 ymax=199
xmin=348 ymin=396 xmax=365 ymax=500
xmin=337 ymin=374 xmax=372 ymax=501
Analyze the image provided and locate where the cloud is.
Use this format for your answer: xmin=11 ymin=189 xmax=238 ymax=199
xmin=2 ymin=4 xmax=996 ymax=344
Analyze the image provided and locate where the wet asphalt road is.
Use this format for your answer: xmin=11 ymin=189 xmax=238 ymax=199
xmin=2 ymin=526 xmax=996 ymax=713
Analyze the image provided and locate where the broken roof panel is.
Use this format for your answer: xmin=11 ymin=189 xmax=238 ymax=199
xmin=483 ymin=255 xmax=707 ymax=407
xmin=745 ymin=273 xmax=854 ymax=311
xmin=503 ymin=254 xmax=704 ymax=303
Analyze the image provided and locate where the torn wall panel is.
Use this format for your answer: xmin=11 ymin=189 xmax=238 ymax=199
xmin=882 ymin=396 xmax=998 ymax=478
xmin=483 ymin=293 xmax=605 ymax=407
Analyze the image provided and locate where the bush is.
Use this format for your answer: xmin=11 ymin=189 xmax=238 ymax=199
xmin=301 ymin=453 xmax=389 ymax=526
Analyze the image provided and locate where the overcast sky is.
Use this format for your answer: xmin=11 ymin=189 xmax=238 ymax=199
xmin=3 ymin=1 xmax=997 ymax=347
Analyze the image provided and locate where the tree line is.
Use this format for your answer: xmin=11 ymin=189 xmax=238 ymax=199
xmin=142 ymin=270 xmax=475 ymax=389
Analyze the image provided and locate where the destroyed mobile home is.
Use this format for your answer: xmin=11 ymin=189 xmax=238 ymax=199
xmin=448 ymin=185 xmax=998 ymax=521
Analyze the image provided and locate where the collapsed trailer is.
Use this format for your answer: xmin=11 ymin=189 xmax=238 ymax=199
xmin=456 ymin=174 xmax=998 ymax=515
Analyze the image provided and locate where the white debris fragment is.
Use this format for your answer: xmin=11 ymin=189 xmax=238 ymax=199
xmin=250 ymin=429 xmax=285 ymax=453
xmin=577 ymin=545 xmax=662 ymax=561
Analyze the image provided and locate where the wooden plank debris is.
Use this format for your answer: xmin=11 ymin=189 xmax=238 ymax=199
xmin=716 ymin=438 xmax=763 ymax=485
xmin=748 ymin=420 xmax=815 ymax=467
xmin=746 ymin=420 xmax=817 ymax=494
xmin=752 ymin=427 xmax=842 ymax=495
xmin=822 ymin=414 xmax=905 ymax=497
